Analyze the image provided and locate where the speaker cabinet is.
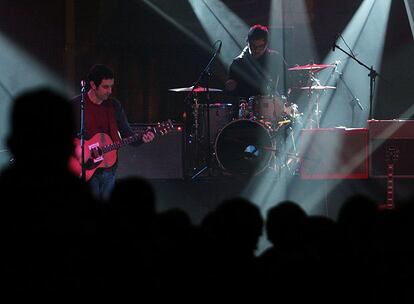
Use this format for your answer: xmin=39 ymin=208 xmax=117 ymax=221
xmin=116 ymin=124 xmax=183 ymax=179
xmin=299 ymin=128 xmax=369 ymax=179
xmin=369 ymin=120 xmax=414 ymax=178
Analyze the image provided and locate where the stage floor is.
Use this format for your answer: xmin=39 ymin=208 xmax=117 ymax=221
xmin=148 ymin=173 xmax=414 ymax=225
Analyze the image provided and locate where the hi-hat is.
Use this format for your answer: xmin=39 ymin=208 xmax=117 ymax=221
xmin=288 ymin=63 xmax=334 ymax=71
xmin=300 ymin=85 xmax=336 ymax=90
xmin=168 ymin=85 xmax=223 ymax=92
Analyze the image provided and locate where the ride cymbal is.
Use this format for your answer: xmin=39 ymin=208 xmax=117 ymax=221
xmin=168 ymin=85 xmax=223 ymax=92
xmin=300 ymin=85 xmax=336 ymax=90
xmin=288 ymin=63 xmax=334 ymax=71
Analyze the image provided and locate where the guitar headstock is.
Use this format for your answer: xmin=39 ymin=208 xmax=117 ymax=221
xmin=155 ymin=119 xmax=174 ymax=135
xmin=385 ymin=146 xmax=400 ymax=163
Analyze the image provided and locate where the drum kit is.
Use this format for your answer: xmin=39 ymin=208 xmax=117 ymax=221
xmin=169 ymin=63 xmax=336 ymax=177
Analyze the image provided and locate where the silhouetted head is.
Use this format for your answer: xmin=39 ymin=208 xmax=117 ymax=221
xmin=202 ymin=197 xmax=263 ymax=255
xmin=266 ymin=200 xmax=308 ymax=248
xmin=337 ymin=194 xmax=379 ymax=241
xmin=337 ymin=194 xmax=378 ymax=226
xmin=7 ymin=88 xmax=75 ymax=169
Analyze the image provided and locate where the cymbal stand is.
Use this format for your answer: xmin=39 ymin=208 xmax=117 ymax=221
xmin=190 ymin=40 xmax=222 ymax=180
xmin=191 ymin=94 xmax=202 ymax=168
xmin=305 ymin=71 xmax=321 ymax=129
xmin=310 ymin=72 xmax=322 ymax=128
xmin=314 ymin=92 xmax=321 ymax=128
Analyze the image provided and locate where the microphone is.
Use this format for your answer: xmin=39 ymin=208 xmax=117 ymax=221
xmin=80 ymin=80 xmax=86 ymax=93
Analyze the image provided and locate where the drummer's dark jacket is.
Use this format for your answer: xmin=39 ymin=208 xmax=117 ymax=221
xmin=227 ymin=47 xmax=287 ymax=99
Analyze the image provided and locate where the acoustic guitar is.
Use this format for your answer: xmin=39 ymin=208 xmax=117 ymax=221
xmin=69 ymin=120 xmax=174 ymax=181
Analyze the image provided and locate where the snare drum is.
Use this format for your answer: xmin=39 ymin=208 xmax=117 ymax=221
xmin=215 ymin=119 xmax=274 ymax=175
xmin=249 ymin=95 xmax=286 ymax=122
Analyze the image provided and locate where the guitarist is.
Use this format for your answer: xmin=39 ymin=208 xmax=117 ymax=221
xmin=71 ymin=64 xmax=154 ymax=201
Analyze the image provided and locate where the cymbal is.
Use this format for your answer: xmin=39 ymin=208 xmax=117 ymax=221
xmin=300 ymin=85 xmax=336 ymax=90
xmin=168 ymin=85 xmax=223 ymax=92
xmin=288 ymin=63 xmax=335 ymax=71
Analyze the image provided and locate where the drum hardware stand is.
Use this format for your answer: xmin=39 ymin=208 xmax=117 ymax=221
xmin=190 ymin=95 xmax=202 ymax=171
xmin=306 ymin=72 xmax=322 ymax=129
xmin=302 ymin=88 xmax=318 ymax=129
xmin=298 ymin=68 xmax=317 ymax=129
xmin=190 ymin=40 xmax=222 ymax=180
xmin=314 ymin=92 xmax=321 ymax=128
xmin=269 ymin=124 xmax=299 ymax=176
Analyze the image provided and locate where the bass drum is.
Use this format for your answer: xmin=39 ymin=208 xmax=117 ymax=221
xmin=215 ymin=119 xmax=274 ymax=176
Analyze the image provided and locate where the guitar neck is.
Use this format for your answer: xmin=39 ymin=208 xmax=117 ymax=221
xmin=100 ymin=122 xmax=169 ymax=154
xmin=101 ymin=133 xmax=142 ymax=154
xmin=386 ymin=163 xmax=394 ymax=207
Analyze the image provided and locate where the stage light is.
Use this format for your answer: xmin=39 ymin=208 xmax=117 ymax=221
xmin=0 ymin=32 xmax=66 ymax=169
xmin=319 ymin=0 xmax=392 ymax=129
xmin=246 ymin=0 xmax=318 ymax=212
xmin=188 ymin=0 xmax=248 ymax=67
xmin=142 ymin=0 xmax=213 ymax=55
xmin=249 ymin=1 xmax=392 ymax=248
xmin=277 ymin=0 xmax=393 ymax=221
xmin=404 ymin=0 xmax=414 ymax=39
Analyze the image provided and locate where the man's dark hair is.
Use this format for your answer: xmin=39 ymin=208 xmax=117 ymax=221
xmin=87 ymin=64 xmax=114 ymax=87
xmin=247 ymin=24 xmax=269 ymax=43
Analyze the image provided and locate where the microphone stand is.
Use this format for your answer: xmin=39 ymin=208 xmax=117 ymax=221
xmin=190 ymin=40 xmax=222 ymax=180
xmin=333 ymin=43 xmax=380 ymax=120
xmin=335 ymin=69 xmax=364 ymax=127
xmin=79 ymin=81 xmax=86 ymax=182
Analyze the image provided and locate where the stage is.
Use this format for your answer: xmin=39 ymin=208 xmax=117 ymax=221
xmin=147 ymin=175 xmax=414 ymax=225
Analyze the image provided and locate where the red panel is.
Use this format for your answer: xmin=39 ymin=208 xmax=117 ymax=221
xmin=299 ymin=128 xmax=369 ymax=179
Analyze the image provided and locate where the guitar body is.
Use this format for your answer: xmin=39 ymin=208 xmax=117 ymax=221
xmin=69 ymin=133 xmax=118 ymax=181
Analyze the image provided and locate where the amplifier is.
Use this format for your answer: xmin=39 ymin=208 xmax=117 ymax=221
xmin=299 ymin=128 xmax=369 ymax=179
xmin=116 ymin=123 xmax=184 ymax=179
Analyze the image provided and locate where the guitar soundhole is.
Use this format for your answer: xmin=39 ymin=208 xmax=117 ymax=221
xmin=90 ymin=147 xmax=103 ymax=162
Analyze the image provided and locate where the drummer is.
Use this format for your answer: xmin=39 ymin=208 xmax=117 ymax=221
xmin=225 ymin=24 xmax=288 ymax=100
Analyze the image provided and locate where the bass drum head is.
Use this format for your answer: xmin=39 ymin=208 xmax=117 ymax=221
xmin=215 ymin=119 xmax=273 ymax=176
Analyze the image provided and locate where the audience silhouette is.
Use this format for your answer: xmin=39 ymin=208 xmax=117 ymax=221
xmin=0 ymin=88 xmax=96 ymax=292
xmin=0 ymin=88 xmax=413 ymax=302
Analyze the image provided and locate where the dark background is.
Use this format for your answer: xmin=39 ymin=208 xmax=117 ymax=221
xmin=0 ymin=0 xmax=413 ymax=230
xmin=0 ymin=0 xmax=412 ymax=125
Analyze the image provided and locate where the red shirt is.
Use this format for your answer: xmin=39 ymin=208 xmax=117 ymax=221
xmin=84 ymin=94 xmax=121 ymax=142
